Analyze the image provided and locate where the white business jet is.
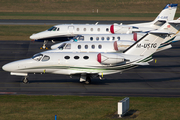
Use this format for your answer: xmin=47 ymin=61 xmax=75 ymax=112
xmin=29 ymin=4 xmax=178 ymax=49
xmin=3 ymin=22 xmax=179 ymax=84
xmin=49 ymin=19 xmax=180 ymax=54
xmin=50 ymin=33 xmax=144 ymax=50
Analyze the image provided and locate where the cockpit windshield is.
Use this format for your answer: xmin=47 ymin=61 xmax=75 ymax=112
xmin=58 ymin=43 xmax=66 ymax=50
xmin=32 ymin=54 xmax=43 ymax=61
xmin=73 ymin=35 xmax=84 ymax=41
xmin=32 ymin=54 xmax=50 ymax=61
xmin=42 ymin=55 xmax=50 ymax=61
xmin=47 ymin=26 xmax=59 ymax=31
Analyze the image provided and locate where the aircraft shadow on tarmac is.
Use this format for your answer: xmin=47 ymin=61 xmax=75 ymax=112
xmin=13 ymin=75 xmax=180 ymax=85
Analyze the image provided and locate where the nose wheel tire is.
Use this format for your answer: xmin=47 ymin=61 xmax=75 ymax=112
xmin=22 ymin=77 xmax=29 ymax=84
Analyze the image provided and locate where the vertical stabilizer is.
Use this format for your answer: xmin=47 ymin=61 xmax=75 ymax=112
xmin=152 ymin=4 xmax=178 ymax=25
xmin=123 ymin=32 xmax=169 ymax=57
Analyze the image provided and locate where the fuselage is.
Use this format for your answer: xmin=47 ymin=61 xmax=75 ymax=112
xmin=2 ymin=52 xmax=136 ymax=76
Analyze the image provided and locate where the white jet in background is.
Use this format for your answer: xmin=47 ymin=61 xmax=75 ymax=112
xmin=29 ymin=4 xmax=178 ymax=49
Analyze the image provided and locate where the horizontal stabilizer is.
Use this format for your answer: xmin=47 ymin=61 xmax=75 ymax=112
xmin=149 ymin=31 xmax=172 ymax=35
xmin=168 ymin=20 xmax=180 ymax=24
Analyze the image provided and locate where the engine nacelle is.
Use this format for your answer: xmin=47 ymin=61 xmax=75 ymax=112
xmin=114 ymin=40 xmax=134 ymax=51
xmin=97 ymin=53 xmax=124 ymax=65
xmin=110 ymin=24 xmax=141 ymax=34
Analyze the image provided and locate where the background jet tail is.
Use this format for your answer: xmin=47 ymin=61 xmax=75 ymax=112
xmin=152 ymin=4 xmax=178 ymax=26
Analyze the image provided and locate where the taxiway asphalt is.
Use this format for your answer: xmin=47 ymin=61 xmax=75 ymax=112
xmin=0 ymin=40 xmax=180 ymax=97
xmin=0 ymin=19 xmax=149 ymax=25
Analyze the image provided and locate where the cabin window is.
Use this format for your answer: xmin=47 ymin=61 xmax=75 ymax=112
xmin=98 ymin=45 xmax=102 ymax=49
xmin=101 ymin=37 xmax=104 ymax=41
xmin=107 ymin=37 xmax=110 ymax=41
xmin=57 ymin=28 xmax=59 ymax=31
xmin=78 ymin=45 xmax=81 ymax=49
xmin=112 ymin=37 xmax=115 ymax=41
xmin=74 ymin=56 xmax=79 ymax=59
xmin=64 ymin=56 xmax=70 ymax=60
xmin=106 ymin=28 xmax=109 ymax=32
xmin=32 ymin=54 xmax=43 ymax=61
xmin=97 ymin=28 xmax=100 ymax=31
xmin=117 ymin=37 xmax=120 ymax=41
xmin=96 ymin=37 xmax=99 ymax=41
xmin=83 ymin=56 xmax=89 ymax=60
xmin=92 ymin=45 xmax=95 ymax=49
xmin=42 ymin=55 xmax=50 ymax=61
xmin=65 ymin=44 xmax=71 ymax=49
xmin=90 ymin=28 xmax=93 ymax=31
xmin=90 ymin=37 xmax=93 ymax=41
xmin=83 ymin=28 xmax=86 ymax=31
xmin=77 ymin=28 xmax=79 ymax=31
xmin=85 ymin=45 xmax=88 ymax=49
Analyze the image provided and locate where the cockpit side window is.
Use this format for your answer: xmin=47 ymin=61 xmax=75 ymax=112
xmin=47 ymin=26 xmax=58 ymax=31
xmin=32 ymin=54 xmax=43 ymax=61
xmin=58 ymin=43 xmax=66 ymax=50
xmin=73 ymin=35 xmax=84 ymax=41
xmin=53 ymin=27 xmax=57 ymax=31
xmin=42 ymin=55 xmax=50 ymax=61
xmin=78 ymin=36 xmax=84 ymax=41
xmin=65 ymin=43 xmax=71 ymax=49
xmin=48 ymin=27 xmax=54 ymax=31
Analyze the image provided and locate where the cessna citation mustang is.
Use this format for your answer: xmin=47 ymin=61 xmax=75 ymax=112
xmin=29 ymin=4 xmax=178 ymax=49
xmin=2 ymin=30 xmax=178 ymax=84
xmin=50 ymin=33 xmax=145 ymax=49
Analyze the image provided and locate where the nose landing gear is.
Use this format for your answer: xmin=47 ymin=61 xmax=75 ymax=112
xmin=40 ymin=40 xmax=49 ymax=49
xmin=22 ymin=76 xmax=29 ymax=84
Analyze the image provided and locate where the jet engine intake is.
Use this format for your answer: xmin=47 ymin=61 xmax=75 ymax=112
xmin=97 ymin=53 xmax=124 ymax=65
xmin=110 ymin=24 xmax=141 ymax=34
xmin=114 ymin=40 xmax=134 ymax=51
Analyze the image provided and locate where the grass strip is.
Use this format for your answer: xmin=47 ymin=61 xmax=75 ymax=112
xmin=0 ymin=95 xmax=180 ymax=120
xmin=0 ymin=12 xmax=180 ymax=20
xmin=0 ymin=25 xmax=52 ymax=40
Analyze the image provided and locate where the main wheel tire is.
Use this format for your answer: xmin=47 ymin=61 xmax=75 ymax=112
xmin=85 ymin=76 xmax=91 ymax=84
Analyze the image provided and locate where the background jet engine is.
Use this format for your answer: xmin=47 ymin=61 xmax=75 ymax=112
xmin=113 ymin=40 xmax=134 ymax=51
xmin=97 ymin=53 xmax=124 ymax=65
xmin=110 ymin=24 xmax=143 ymax=34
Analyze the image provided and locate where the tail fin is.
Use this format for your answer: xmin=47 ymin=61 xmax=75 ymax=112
xmin=153 ymin=4 xmax=178 ymax=26
xmin=123 ymin=31 xmax=170 ymax=57
xmin=158 ymin=18 xmax=180 ymax=44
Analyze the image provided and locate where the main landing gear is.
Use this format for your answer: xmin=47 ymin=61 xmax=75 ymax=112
xmin=84 ymin=76 xmax=91 ymax=84
xmin=80 ymin=75 xmax=91 ymax=84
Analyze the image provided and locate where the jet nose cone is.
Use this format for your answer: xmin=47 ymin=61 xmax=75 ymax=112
xmin=2 ymin=63 xmax=12 ymax=72
xmin=30 ymin=34 xmax=39 ymax=39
